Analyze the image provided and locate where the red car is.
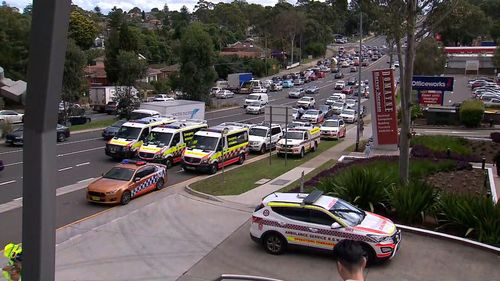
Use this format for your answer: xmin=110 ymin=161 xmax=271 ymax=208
xmin=308 ymin=73 xmax=317 ymax=81
xmin=342 ymin=86 xmax=354 ymax=95
xmin=315 ymin=71 xmax=326 ymax=78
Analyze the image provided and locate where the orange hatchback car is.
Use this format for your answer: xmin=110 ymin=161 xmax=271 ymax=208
xmin=87 ymin=160 xmax=167 ymax=205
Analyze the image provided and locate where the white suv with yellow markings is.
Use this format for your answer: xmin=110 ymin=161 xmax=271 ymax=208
xmin=250 ymin=191 xmax=402 ymax=264
xmin=276 ymin=127 xmax=320 ymax=158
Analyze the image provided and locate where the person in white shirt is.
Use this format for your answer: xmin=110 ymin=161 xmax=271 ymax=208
xmin=333 ymin=240 xmax=366 ymax=281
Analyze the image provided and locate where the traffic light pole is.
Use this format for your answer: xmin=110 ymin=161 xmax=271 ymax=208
xmin=355 ymin=5 xmax=363 ymax=152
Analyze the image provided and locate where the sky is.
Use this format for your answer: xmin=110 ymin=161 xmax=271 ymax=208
xmin=6 ymin=0 xmax=288 ymax=13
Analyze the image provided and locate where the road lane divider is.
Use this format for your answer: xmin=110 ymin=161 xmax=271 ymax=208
xmin=0 ymin=149 xmax=23 ymax=155
xmin=78 ymin=178 xmax=94 ymax=183
xmin=76 ymin=162 xmax=90 ymax=167
xmin=58 ymin=167 xmax=73 ymax=172
xmin=57 ymin=146 xmax=104 ymax=157
xmin=0 ymin=180 xmax=16 ymax=186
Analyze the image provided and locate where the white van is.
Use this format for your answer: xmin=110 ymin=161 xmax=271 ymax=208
xmin=244 ymin=93 xmax=269 ymax=108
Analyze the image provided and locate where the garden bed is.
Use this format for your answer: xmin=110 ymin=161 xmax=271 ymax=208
xmin=425 ymin=169 xmax=487 ymax=196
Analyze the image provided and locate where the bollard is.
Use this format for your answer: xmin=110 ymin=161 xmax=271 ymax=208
xmin=300 ymin=171 xmax=305 ymax=193
xmin=446 ymin=148 xmax=451 ymax=158
xmin=482 ymin=157 xmax=486 ymax=170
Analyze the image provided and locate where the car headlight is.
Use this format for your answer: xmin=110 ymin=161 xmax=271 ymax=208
xmin=367 ymin=234 xmax=392 ymax=243
xmin=105 ymin=189 xmax=119 ymax=195
xmin=123 ymin=146 xmax=130 ymax=152
xmin=200 ymin=157 xmax=209 ymax=164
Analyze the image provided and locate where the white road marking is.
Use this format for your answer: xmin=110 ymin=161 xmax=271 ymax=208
xmin=58 ymin=167 xmax=73 ymax=172
xmin=0 ymin=149 xmax=23 ymax=155
xmin=207 ymin=112 xmax=245 ymax=121
xmin=4 ymin=161 xmax=23 ymax=167
xmin=57 ymin=137 xmax=103 ymax=146
xmin=0 ymin=180 xmax=16 ymax=186
xmin=76 ymin=162 xmax=90 ymax=167
xmin=78 ymin=178 xmax=94 ymax=183
xmin=57 ymin=146 xmax=104 ymax=157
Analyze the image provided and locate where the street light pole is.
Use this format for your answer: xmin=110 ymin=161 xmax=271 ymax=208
xmin=355 ymin=4 xmax=363 ymax=152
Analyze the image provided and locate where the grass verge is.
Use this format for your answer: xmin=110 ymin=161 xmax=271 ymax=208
xmin=190 ymin=140 xmax=341 ymax=196
xmin=410 ymin=135 xmax=471 ymax=155
xmin=278 ymin=159 xmax=336 ymax=193
xmin=70 ymin=118 xmax=117 ymax=132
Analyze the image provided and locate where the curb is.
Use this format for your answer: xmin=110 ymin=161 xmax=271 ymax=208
xmin=413 ymin=125 xmax=498 ymax=131
xmin=396 ymin=224 xmax=500 ymax=255
xmin=185 ymin=184 xmax=222 ymax=202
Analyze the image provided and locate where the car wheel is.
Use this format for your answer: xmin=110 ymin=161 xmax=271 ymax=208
xmin=155 ymin=178 xmax=165 ymax=191
xmin=237 ymin=154 xmax=245 ymax=165
xmin=120 ymin=191 xmax=131 ymax=205
xmin=57 ymin=133 xmax=66 ymax=142
xmin=263 ymin=232 xmax=287 ymax=255
xmin=209 ymin=163 xmax=218 ymax=175
xmin=260 ymin=144 xmax=266 ymax=154
xmin=300 ymin=148 xmax=305 ymax=158
xmin=165 ymin=157 xmax=173 ymax=169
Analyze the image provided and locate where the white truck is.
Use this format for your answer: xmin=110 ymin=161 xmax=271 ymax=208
xmin=89 ymin=86 xmax=138 ymax=112
xmin=140 ymin=100 xmax=205 ymax=120
xmin=276 ymin=127 xmax=321 ymax=158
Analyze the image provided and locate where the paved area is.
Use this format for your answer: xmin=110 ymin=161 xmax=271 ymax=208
xmin=177 ymin=221 xmax=500 ymax=281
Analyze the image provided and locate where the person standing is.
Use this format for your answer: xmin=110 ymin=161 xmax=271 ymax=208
xmin=334 ymin=240 xmax=366 ymax=281
xmin=2 ymin=243 xmax=22 ymax=281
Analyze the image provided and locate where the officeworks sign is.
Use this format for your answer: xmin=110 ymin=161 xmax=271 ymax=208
xmin=411 ymin=76 xmax=454 ymax=92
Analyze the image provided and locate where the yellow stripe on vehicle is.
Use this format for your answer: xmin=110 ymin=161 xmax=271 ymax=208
xmin=109 ymin=140 xmax=131 ymax=146
xmin=185 ymin=150 xmax=209 ymax=157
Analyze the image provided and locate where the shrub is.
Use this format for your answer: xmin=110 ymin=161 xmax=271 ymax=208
xmin=459 ymin=100 xmax=484 ymax=127
xmin=387 ymin=181 xmax=437 ymax=224
xmin=410 ymin=135 xmax=471 ymax=155
xmin=411 ymin=144 xmax=480 ymax=163
xmin=437 ymin=193 xmax=500 ymax=245
xmin=303 ymin=42 xmax=326 ymax=58
xmin=1 ymin=120 xmax=13 ymax=138
xmin=491 ymin=132 xmax=500 ymax=143
xmin=317 ymin=168 xmax=392 ymax=212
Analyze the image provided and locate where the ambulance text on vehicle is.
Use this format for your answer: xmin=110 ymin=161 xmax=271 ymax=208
xmin=105 ymin=116 xmax=176 ymax=159
xmin=137 ymin=120 xmax=208 ymax=168
xmin=181 ymin=123 xmax=250 ymax=174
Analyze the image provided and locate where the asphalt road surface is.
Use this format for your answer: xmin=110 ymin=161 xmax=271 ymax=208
xmin=0 ymin=36 xmax=392 ymax=246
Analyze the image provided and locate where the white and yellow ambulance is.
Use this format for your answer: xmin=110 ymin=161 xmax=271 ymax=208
xmin=181 ymin=123 xmax=250 ymax=174
xmin=105 ymin=116 xmax=175 ymax=159
xmin=138 ymin=120 xmax=208 ymax=168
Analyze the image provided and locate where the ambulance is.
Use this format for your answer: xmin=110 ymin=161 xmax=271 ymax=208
xmin=181 ymin=122 xmax=250 ymax=174
xmin=105 ymin=116 xmax=176 ymax=159
xmin=137 ymin=120 xmax=208 ymax=168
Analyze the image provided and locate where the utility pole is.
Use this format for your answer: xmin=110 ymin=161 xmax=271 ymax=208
xmin=355 ymin=4 xmax=362 ymax=152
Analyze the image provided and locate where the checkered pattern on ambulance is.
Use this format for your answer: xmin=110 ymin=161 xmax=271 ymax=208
xmin=130 ymin=168 xmax=166 ymax=197
xmin=213 ymin=142 xmax=249 ymax=163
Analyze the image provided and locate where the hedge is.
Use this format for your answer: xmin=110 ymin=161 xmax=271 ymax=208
xmin=459 ymin=100 xmax=484 ymax=127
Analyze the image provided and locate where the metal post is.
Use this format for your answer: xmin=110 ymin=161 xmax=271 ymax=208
xmin=22 ymin=0 xmax=71 ymax=280
xmin=299 ymin=171 xmax=305 ymax=193
xmin=269 ymin=106 xmax=272 ymax=165
xmin=222 ymin=134 xmax=225 ymax=183
xmin=355 ymin=6 xmax=363 ymax=152
xmin=285 ymin=107 xmax=288 ymax=167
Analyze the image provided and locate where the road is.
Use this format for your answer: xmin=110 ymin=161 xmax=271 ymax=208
xmin=0 ymin=36 xmax=391 ymax=246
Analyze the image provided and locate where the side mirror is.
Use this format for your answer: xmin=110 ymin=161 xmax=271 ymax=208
xmin=134 ymin=177 xmax=141 ymax=182
xmin=331 ymin=222 xmax=341 ymax=229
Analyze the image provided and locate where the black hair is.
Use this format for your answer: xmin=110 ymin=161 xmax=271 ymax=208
xmin=334 ymin=239 xmax=365 ymax=272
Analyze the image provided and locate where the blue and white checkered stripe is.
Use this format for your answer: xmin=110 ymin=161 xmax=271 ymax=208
xmin=131 ymin=169 xmax=166 ymax=197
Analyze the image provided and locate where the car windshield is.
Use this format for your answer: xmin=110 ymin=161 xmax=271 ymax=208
xmin=333 ymin=102 xmax=344 ymax=107
xmin=323 ymin=120 xmax=339 ymax=127
xmin=249 ymin=128 xmax=267 ymax=137
xmin=299 ymin=97 xmax=310 ymax=102
xmin=115 ymin=126 xmax=142 ymax=140
xmin=102 ymin=167 xmax=135 ymax=181
xmin=247 ymin=95 xmax=259 ymax=100
xmin=329 ymin=199 xmax=365 ymax=226
xmin=145 ymin=131 xmax=173 ymax=147
xmin=249 ymin=101 xmax=261 ymax=106
xmin=190 ymin=135 xmax=219 ymax=151
xmin=342 ymin=109 xmax=355 ymax=115
xmin=304 ymin=110 xmax=318 ymax=115
xmin=283 ymin=131 xmax=304 ymax=140
xmin=346 ymin=100 xmax=356 ymax=105
xmin=112 ymin=120 xmax=126 ymax=128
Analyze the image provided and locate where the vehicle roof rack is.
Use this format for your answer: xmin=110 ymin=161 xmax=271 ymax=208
xmin=302 ymin=190 xmax=323 ymax=205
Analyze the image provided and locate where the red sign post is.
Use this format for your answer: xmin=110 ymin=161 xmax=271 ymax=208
xmin=372 ymin=69 xmax=398 ymax=146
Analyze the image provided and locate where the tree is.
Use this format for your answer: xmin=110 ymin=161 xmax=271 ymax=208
xmin=113 ymin=50 xmax=146 ymax=119
xmin=274 ymin=9 xmax=306 ymax=64
xmin=23 ymin=4 xmax=32 ymax=15
xmin=0 ymin=6 xmax=31 ymax=80
xmin=413 ymin=38 xmax=446 ymax=75
xmin=93 ymin=6 xmax=101 ymax=15
xmin=178 ymin=23 xmax=216 ymax=103
xmin=61 ymin=40 xmax=87 ymax=122
xmin=69 ymin=10 xmax=98 ymax=50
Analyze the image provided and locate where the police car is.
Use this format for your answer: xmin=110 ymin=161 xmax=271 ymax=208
xmin=250 ymin=190 xmax=401 ymax=264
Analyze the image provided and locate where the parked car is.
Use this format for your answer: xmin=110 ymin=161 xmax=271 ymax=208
xmin=215 ymin=90 xmax=235 ymax=99
xmin=102 ymin=119 xmax=127 ymax=140
xmin=305 ymin=85 xmax=320 ymax=95
xmin=341 ymin=86 xmax=354 ymax=95
xmin=289 ymin=88 xmax=305 ymax=98
xmin=105 ymin=101 xmax=117 ymax=115
xmin=0 ymin=110 xmax=24 ymax=124
xmin=246 ymin=101 xmax=266 ymax=115
xmin=318 ymin=105 xmax=334 ymax=118
xmin=5 ymin=124 xmax=70 ymax=145
xmin=361 ymin=60 xmax=369 ymax=66
xmin=350 ymin=66 xmax=357 ymax=72
xmin=282 ymin=79 xmax=294 ymax=88
xmin=320 ymin=118 xmax=346 ymax=139
xmin=335 ymin=81 xmax=346 ymax=90
xmin=334 ymin=72 xmax=344 ymax=79
xmin=244 ymin=93 xmax=269 ymax=107
xmin=300 ymin=109 xmax=325 ymax=124
xmin=293 ymin=78 xmax=305 ymax=86
xmin=252 ymin=85 xmax=268 ymax=93
xmin=347 ymin=77 xmax=357 ymax=85
xmin=270 ymin=83 xmax=283 ymax=92
xmin=297 ymin=97 xmax=316 ymax=109
xmin=484 ymin=98 xmax=500 ymax=107
xmin=345 ymin=98 xmax=358 ymax=109
xmin=153 ymin=94 xmax=174 ymax=102
xmin=339 ymin=108 xmax=357 ymax=123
